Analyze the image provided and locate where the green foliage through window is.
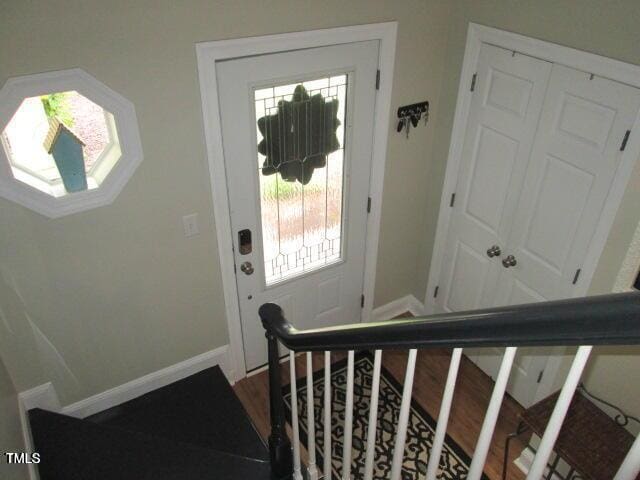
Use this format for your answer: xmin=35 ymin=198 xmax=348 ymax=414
xmin=40 ymin=93 xmax=74 ymax=128
xmin=261 ymin=173 xmax=323 ymax=200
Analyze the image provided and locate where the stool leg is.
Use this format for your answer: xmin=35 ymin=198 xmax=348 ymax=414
xmin=502 ymin=421 xmax=527 ymax=480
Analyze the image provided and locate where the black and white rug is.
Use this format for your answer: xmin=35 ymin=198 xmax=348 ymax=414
xmin=283 ymin=352 xmax=487 ymax=480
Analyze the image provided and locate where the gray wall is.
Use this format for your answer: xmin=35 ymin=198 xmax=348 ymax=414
xmin=0 ymin=356 xmax=28 ymax=480
xmin=421 ymin=0 xmax=640 ymax=430
xmin=0 ymin=0 xmax=451 ymax=403
xmin=1 ymin=0 xmax=638 ymax=423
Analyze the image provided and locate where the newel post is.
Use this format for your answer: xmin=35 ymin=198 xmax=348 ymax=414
xmin=259 ymin=303 xmax=293 ymax=480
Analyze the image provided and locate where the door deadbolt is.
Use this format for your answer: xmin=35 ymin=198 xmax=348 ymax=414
xmin=486 ymin=245 xmax=501 ymax=258
xmin=502 ymin=255 xmax=517 ymax=268
xmin=240 ymin=261 xmax=254 ymax=275
xmin=238 ymin=229 xmax=252 ymax=255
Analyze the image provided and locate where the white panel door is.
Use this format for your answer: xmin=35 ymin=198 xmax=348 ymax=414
xmin=472 ymin=64 xmax=640 ymax=406
xmin=437 ymin=44 xmax=552 ymax=314
xmin=216 ymin=41 xmax=378 ymax=371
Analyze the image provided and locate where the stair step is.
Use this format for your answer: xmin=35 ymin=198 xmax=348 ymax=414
xmin=86 ymin=366 xmax=268 ymax=461
xmin=29 ymin=408 xmax=271 ymax=480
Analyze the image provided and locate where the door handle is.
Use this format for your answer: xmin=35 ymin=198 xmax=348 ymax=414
xmin=486 ymin=245 xmax=501 ymax=258
xmin=240 ymin=261 xmax=254 ymax=275
xmin=502 ymin=255 xmax=517 ymax=268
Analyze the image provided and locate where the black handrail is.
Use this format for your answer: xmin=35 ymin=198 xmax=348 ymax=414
xmin=259 ymin=292 xmax=640 ymax=352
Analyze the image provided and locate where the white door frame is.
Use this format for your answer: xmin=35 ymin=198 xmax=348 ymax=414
xmin=425 ymin=22 xmax=640 ymax=400
xmin=196 ymin=23 xmax=397 ymax=381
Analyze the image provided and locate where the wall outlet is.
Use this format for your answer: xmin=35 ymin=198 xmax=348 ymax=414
xmin=182 ymin=213 xmax=200 ymax=237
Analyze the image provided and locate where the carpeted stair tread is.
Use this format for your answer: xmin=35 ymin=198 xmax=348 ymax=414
xmin=86 ymin=366 xmax=267 ymax=461
xmin=29 ymin=408 xmax=271 ymax=480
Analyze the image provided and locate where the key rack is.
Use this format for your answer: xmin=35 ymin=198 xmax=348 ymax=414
xmin=396 ymin=101 xmax=429 ymax=138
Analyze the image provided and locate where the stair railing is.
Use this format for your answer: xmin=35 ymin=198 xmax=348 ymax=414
xmin=260 ymin=292 xmax=640 ymax=480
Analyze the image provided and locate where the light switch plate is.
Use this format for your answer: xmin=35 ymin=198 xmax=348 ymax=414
xmin=182 ymin=213 xmax=200 ymax=237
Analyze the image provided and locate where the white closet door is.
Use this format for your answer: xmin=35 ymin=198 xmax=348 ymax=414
xmin=499 ymin=64 xmax=640 ymax=300
xmin=477 ymin=64 xmax=640 ymax=406
xmin=437 ymin=44 xmax=552 ymax=314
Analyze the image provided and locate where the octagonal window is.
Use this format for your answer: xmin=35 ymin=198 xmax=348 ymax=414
xmin=2 ymin=91 xmax=120 ymax=197
xmin=0 ymin=69 xmax=143 ymax=217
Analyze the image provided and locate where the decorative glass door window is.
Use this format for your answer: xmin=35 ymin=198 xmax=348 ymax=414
xmin=254 ymin=75 xmax=347 ymax=285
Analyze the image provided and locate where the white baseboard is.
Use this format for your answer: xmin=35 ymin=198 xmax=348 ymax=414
xmin=57 ymin=345 xmax=230 ymax=419
xmin=17 ymin=401 xmax=39 ymax=480
xmin=19 ymin=382 xmax=61 ymax=412
xmin=514 ymin=446 xmax=564 ymax=480
xmin=17 ymin=384 xmax=59 ymax=480
xmin=514 ymin=446 xmax=535 ymax=474
xmin=372 ymin=294 xmax=426 ymax=322
xmin=18 ymin=383 xmax=60 ymax=480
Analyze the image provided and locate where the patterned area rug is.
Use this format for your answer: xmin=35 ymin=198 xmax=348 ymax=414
xmin=283 ymin=352 xmax=487 ymax=480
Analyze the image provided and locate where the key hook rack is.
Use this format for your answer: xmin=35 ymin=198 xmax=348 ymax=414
xmin=396 ymin=101 xmax=429 ymax=138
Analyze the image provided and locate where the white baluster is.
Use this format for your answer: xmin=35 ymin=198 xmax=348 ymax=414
xmin=324 ymin=351 xmax=332 ymax=480
xmin=290 ymin=351 xmax=303 ymax=480
xmin=426 ymin=347 xmax=463 ymax=480
xmin=467 ymin=346 xmax=517 ymax=480
xmin=614 ymin=432 xmax=640 ymax=480
xmin=342 ymin=351 xmax=355 ymax=480
xmin=390 ymin=349 xmax=418 ymax=480
xmin=306 ymin=352 xmax=318 ymax=480
xmin=526 ymin=346 xmax=593 ymax=480
xmin=364 ymin=350 xmax=383 ymax=480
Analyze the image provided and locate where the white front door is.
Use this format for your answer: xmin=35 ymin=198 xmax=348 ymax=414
xmin=438 ymin=44 xmax=640 ymax=406
xmin=216 ymin=41 xmax=379 ymax=371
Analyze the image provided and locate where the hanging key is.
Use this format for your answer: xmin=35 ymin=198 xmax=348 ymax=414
xmin=410 ymin=112 xmax=420 ymax=128
xmin=405 ymin=115 xmax=411 ymax=138
xmin=397 ymin=118 xmax=405 ymax=133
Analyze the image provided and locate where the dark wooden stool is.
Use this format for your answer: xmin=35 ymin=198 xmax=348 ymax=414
xmin=503 ymin=391 xmax=637 ymax=480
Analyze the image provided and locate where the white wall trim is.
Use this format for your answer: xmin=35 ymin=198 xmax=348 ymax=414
xmin=19 ymin=382 xmax=61 ymax=412
xmin=17 ymin=401 xmax=39 ymax=480
xmin=59 ymin=345 xmax=230 ymax=419
xmin=514 ymin=446 xmax=535 ymax=476
xmin=613 ymin=219 xmax=640 ymax=293
xmin=195 ymin=23 xmax=397 ymax=381
xmin=18 ymin=383 xmax=60 ymax=480
xmin=372 ymin=295 xmax=425 ymax=322
xmin=424 ymin=22 xmax=640 ymax=401
xmin=515 ymin=445 xmax=564 ymax=480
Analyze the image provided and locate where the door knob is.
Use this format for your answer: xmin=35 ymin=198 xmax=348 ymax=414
xmin=502 ymin=255 xmax=517 ymax=268
xmin=486 ymin=245 xmax=501 ymax=258
xmin=240 ymin=261 xmax=254 ymax=275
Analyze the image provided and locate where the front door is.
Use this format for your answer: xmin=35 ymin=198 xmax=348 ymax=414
xmin=216 ymin=41 xmax=379 ymax=371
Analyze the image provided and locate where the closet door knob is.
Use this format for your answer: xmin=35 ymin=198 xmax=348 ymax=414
xmin=502 ymin=255 xmax=517 ymax=268
xmin=486 ymin=245 xmax=501 ymax=258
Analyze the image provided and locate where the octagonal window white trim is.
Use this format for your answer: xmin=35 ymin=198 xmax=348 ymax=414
xmin=0 ymin=68 xmax=143 ymax=218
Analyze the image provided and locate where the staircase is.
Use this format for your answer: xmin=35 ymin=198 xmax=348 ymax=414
xmin=259 ymin=292 xmax=640 ymax=480
xmin=28 ymin=367 xmax=271 ymax=480
xmin=26 ymin=293 xmax=640 ymax=479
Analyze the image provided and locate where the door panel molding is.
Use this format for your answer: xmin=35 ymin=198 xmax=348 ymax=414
xmin=196 ymin=23 xmax=397 ymax=380
xmin=426 ymin=22 xmax=640 ymax=402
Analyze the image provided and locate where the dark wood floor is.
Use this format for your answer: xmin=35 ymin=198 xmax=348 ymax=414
xmin=234 ymin=347 xmax=528 ymax=480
